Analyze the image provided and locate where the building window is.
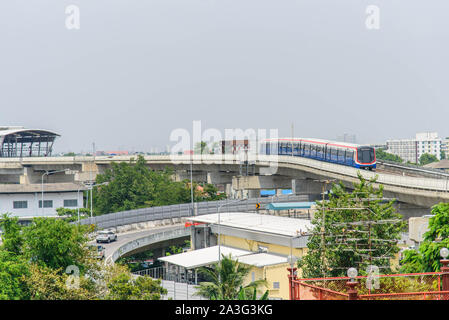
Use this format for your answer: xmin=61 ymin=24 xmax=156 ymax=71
xmin=38 ymin=200 xmax=53 ymax=208
xmin=64 ymin=199 xmax=78 ymax=207
xmin=273 ymin=282 xmax=280 ymax=289
xmin=13 ymin=201 xmax=28 ymax=209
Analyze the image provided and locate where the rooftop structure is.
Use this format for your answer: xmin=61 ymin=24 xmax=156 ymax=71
xmin=187 ymin=211 xmax=312 ymax=238
xmin=159 ymin=245 xmax=288 ymax=269
xmin=265 ymin=202 xmax=316 ymax=211
xmin=0 ymin=126 xmax=60 ymax=158
xmin=423 ymin=159 xmax=449 ymax=171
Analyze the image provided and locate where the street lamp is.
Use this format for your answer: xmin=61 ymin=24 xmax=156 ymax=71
xmin=441 ymin=247 xmax=449 ymax=259
xmin=346 ymin=267 xmax=359 ymax=300
xmin=347 ymin=267 xmax=358 ymax=282
xmin=87 ymin=181 xmax=109 ymax=218
xmin=41 ymin=169 xmax=72 ymax=217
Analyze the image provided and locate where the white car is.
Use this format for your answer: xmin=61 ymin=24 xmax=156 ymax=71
xmin=96 ymin=230 xmax=117 ymax=243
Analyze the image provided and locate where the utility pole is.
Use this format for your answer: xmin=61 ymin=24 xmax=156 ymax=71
xmin=90 ymin=142 xmax=95 ymax=217
xmin=190 ymin=144 xmax=195 ymax=216
xmin=321 ymin=182 xmax=326 ymax=278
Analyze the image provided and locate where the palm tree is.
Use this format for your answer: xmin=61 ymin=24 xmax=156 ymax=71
xmin=195 ymin=254 xmax=267 ymax=300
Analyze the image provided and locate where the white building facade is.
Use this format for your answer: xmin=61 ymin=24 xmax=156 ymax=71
xmin=386 ymin=132 xmax=442 ymax=164
xmin=0 ymin=183 xmax=85 ymax=218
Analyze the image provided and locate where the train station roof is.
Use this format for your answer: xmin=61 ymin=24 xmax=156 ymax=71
xmin=0 ymin=127 xmax=60 ymax=157
xmin=158 ymin=245 xmax=288 ymax=269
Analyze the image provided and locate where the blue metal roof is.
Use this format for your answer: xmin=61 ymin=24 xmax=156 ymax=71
xmin=260 ymin=189 xmax=292 ymax=196
xmin=260 ymin=190 xmax=275 ymax=196
xmin=265 ymin=202 xmax=316 ymax=210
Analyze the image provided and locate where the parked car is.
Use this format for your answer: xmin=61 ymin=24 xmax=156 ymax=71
xmin=96 ymin=230 xmax=117 ymax=243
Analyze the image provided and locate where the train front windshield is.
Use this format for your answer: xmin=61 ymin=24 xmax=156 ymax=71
xmin=357 ymin=147 xmax=375 ymax=164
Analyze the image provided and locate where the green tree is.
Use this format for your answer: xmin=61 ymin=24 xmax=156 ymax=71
xmin=440 ymin=151 xmax=446 ymax=160
xmin=105 ymin=265 xmax=167 ymax=300
xmin=194 ymin=141 xmax=210 ymax=155
xmin=375 ymin=149 xmax=403 ymax=163
xmin=0 ymin=215 xmax=170 ymax=300
xmin=93 ymin=155 xmax=225 ymax=215
xmin=24 ymin=263 xmax=97 ymax=300
xmin=0 ymin=214 xmax=24 ymax=255
xmin=195 ymin=254 xmax=267 ymax=300
xmin=400 ymin=203 xmax=449 ymax=273
xmin=237 ymin=286 xmax=269 ymax=300
xmin=0 ymin=250 xmax=30 ymax=300
xmin=63 ymin=152 xmax=76 ymax=157
xmin=297 ymin=173 xmax=406 ymax=278
xmin=56 ymin=207 xmax=90 ymax=222
xmin=94 ymin=156 xmax=192 ymax=214
xmin=419 ymin=153 xmax=439 ymax=166
xmin=165 ymin=240 xmax=191 ymax=256
xmin=21 ymin=218 xmax=92 ymax=272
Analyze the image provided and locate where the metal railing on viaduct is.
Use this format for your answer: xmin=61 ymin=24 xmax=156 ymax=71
xmin=78 ymin=194 xmax=310 ymax=230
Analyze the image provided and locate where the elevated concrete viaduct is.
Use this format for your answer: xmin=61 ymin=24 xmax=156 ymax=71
xmin=1 ymin=155 xmax=449 ymax=218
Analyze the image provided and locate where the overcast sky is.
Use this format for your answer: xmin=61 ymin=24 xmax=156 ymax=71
xmin=1 ymin=1 xmax=448 ymax=153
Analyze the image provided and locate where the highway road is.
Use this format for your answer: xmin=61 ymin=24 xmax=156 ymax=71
xmin=90 ymin=224 xmax=185 ymax=263
xmin=90 ymin=223 xmax=206 ymax=299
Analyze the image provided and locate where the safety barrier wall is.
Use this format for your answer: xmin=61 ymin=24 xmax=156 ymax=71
xmin=79 ymin=194 xmax=309 ymax=229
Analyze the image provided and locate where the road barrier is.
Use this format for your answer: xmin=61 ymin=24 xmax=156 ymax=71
xmin=78 ymin=194 xmax=310 ymax=229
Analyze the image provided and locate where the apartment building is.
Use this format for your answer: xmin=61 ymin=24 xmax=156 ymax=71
xmin=386 ymin=132 xmax=442 ymax=164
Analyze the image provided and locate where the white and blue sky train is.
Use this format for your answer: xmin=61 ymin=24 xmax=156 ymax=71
xmin=261 ymin=138 xmax=376 ymax=170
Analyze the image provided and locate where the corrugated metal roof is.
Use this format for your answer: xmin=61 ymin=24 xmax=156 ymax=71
xmin=188 ymin=212 xmax=312 ymax=237
xmin=265 ymin=202 xmax=316 ymax=210
xmin=158 ymin=245 xmax=288 ymax=269
xmin=158 ymin=245 xmax=250 ymax=269
xmin=236 ymin=252 xmax=288 ymax=267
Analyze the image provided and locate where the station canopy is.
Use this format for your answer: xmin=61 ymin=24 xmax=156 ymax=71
xmin=158 ymin=245 xmax=288 ymax=269
xmin=0 ymin=126 xmax=60 ymax=158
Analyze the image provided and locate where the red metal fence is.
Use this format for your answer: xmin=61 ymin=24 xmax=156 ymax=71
xmin=288 ymin=259 xmax=449 ymax=300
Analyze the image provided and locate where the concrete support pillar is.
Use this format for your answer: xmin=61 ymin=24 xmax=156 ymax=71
xmin=294 ymin=179 xmax=328 ymax=195
xmin=248 ymin=190 xmax=259 ymax=198
xmin=225 ymin=184 xmax=232 ymax=198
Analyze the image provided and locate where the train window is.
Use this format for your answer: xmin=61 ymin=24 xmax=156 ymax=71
xmin=357 ymin=147 xmax=375 ymax=163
